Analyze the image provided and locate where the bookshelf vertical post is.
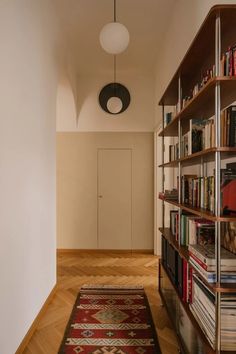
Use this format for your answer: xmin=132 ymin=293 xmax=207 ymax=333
xmin=215 ymin=12 xmax=221 ymax=353
xmin=178 ymin=75 xmax=182 ymax=245
xmin=162 ymin=103 xmax=165 ymax=229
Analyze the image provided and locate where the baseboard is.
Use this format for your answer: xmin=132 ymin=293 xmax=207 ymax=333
xmin=15 ymin=283 xmax=57 ymax=354
xmin=57 ymin=249 xmax=154 ymax=255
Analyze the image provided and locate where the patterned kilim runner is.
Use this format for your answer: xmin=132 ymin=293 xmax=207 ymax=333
xmin=58 ymin=285 xmax=161 ymax=354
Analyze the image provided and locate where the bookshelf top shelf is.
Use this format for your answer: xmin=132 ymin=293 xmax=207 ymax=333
xmin=158 ymin=5 xmax=236 ymax=106
xmin=158 ymin=76 xmax=236 ymax=137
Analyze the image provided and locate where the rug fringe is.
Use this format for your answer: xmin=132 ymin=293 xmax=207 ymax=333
xmin=81 ymin=284 xmax=144 ymax=290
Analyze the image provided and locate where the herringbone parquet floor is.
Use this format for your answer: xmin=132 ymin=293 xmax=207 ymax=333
xmin=23 ymin=252 xmax=179 ymax=354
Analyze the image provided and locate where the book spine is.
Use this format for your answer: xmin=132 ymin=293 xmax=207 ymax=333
xmin=229 ymin=107 xmax=236 ymax=147
xmin=190 ymin=252 xmax=212 ymax=271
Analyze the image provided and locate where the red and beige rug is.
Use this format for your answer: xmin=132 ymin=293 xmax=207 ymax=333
xmin=58 ymin=285 xmax=161 ymax=354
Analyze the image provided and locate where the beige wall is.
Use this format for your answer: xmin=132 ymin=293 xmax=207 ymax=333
xmin=0 ymin=1 xmax=58 ymax=353
xmin=57 ymin=73 xmax=155 ymax=132
xmin=57 ymin=132 xmax=154 ymax=250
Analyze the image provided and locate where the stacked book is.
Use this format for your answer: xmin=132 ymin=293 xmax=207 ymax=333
xmin=164 ymin=112 xmax=172 ymax=127
xmin=159 ymin=189 xmax=178 ymax=201
xmin=189 ymin=244 xmax=236 ymax=283
xmin=182 ymin=65 xmax=215 ymax=109
xmin=169 ymin=143 xmax=179 ymax=161
xmin=221 ymin=45 xmax=236 ymax=77
xmin=190 ymin=274 xmax=236 ymax=351
xmin=221 ymin=106 xmax=236 ymax=147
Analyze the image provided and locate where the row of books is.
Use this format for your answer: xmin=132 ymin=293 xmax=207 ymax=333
xmin=221 ymin=45 xmax=236 ymax=77
xmin=168 ymin=105 xmax=236 ymax=162
xmin=182 ymin=66 xmax=215 ymax=109
xmin=161 ymin=236 xmax=192 ymax=303
xmin=181 ymin=44 xmax=236 ymax=110
xmin=179 ymin=174 xmax=215 ymax=212
xmin=168 ymin=118 xmax=216 ymax=160
xmin=189 ymin=118 xmax=215 ymax=153
xmin=190 ymin=274 xmax=236 ymax=351
xmin=171 ymin=212 xmax=215 ymax=247
xmin=160 ymin=169 xmax=236 ymax=217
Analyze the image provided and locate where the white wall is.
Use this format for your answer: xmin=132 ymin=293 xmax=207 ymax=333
xmin=57 ymin=73 xmax=155 ymax=132
xmin=0 ymin=1 xmax=58 ymax=353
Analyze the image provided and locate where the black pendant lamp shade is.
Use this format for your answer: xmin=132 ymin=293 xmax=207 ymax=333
xmin=99 ymin=82 xmax=130 ymax=115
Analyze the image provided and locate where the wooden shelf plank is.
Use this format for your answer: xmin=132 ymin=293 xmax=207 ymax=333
xmin=158 ymin=147 xmax=236 ymax=167
xmin=159 ymin=76 xmax=236 ymax=137
xmin=159 ymin=197 xmax=236 ymax=222
xmin=159 ymin=227 xmax=189 ymax=261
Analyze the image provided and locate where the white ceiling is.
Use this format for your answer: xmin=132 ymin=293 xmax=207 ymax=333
xmin=55 ymin=0 xmax=176 ymax=76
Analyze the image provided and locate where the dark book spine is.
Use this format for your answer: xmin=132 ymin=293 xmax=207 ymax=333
xmin=178 ymin=254 xmax=183 ymax=298
xmin=229 ymin=107 xmax=236 ymax=147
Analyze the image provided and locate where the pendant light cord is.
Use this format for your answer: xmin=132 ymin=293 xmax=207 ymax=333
xmin=114 ymin=0 xmax=116 ymax=22
xmin=114 ymin=55 xmax=116 ymax=83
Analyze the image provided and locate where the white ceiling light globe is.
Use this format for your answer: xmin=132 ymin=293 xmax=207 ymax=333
xmin=99 ymin=22 xmax=130 ymax=54
xmin=107 ymin=96 xmax=123 ymax=114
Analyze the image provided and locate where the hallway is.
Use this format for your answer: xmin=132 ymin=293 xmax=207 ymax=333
xmin=23 ymin=252 xmax=178 ymax=354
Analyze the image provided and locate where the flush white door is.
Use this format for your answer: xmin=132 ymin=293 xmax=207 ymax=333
xmin=97 ymin=149 xmax=132 ymax=249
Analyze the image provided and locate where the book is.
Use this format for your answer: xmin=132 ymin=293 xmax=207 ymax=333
xmin=221 ymin=105 xmax=236 ymax=147
xmin=190 ymin=274 xmax=236 ymax=350
xmin=190 ymin=256 xmax=236 ymax=282
xmin=189 ymin=244 xmax=236 ymax=268
xmin=222 ymin=222 xmax=236 ymax=254
xmin=170 ymin=210 xmax=178 ymax=236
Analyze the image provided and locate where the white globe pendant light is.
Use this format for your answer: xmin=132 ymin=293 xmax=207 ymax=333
xmin=99 ymin=0 xmax=130 ymax=55
xmin=100 ymin=22 xmax=130 ymax=54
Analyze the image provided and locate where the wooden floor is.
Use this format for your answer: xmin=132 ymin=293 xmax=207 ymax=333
xmin=23 ymin=252 xmax=179 ymax=354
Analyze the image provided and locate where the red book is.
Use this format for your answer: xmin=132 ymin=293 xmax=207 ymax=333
xmin=188 ymin=267 xmax=193 ymax=304
xmin=229 ymin=47 xmax=233 ymax=76
xmin=221 ymin=179 xmax=236 ymax=215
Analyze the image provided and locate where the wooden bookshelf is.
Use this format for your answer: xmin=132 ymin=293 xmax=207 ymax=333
xmin=157 ymin=6 xmax=236 ymax=352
